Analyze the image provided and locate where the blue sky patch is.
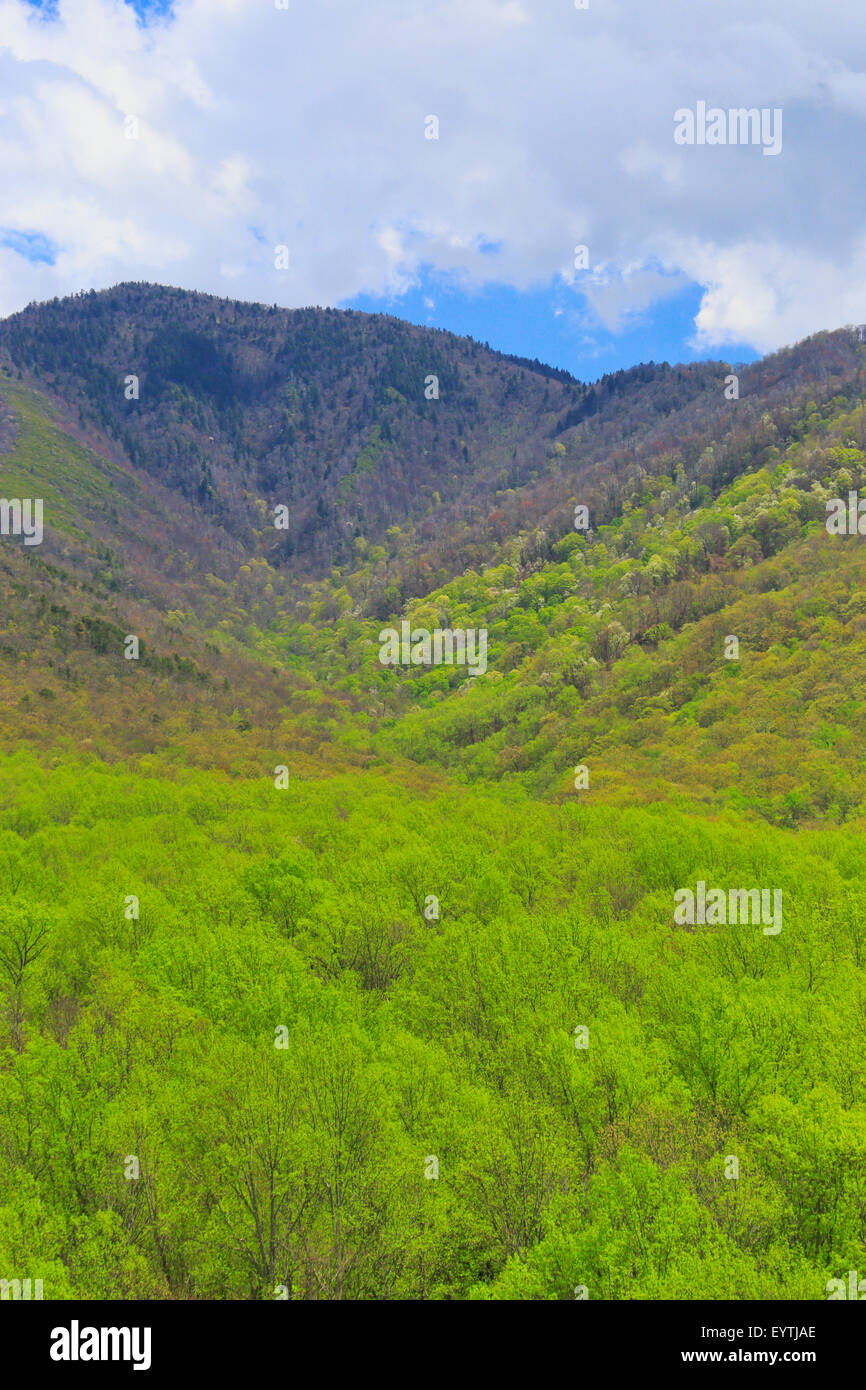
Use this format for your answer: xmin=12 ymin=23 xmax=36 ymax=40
xmin=0 ymin=229 xmax=58 ymax=266
xmin=341 ymin=271 xmax=758 ymax=383
xmin=25 ymin=0 xmax=173 ymax=21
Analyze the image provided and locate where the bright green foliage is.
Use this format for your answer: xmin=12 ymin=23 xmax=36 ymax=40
xmin=0 ymin=755 xmax=863 ymax=1299
xmin=0 ymin=303 xmax=865 ymax=1300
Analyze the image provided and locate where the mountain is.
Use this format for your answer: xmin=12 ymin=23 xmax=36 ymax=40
xmin=0 ymin=282 xmax=587 ymax=576
xmin=0 ymin=287 xmax=865 ymax=1302
xmin=2 ymin=285 xmax=864 ymax=805
xmin=2 ymin=283 xmax=862 ymax=603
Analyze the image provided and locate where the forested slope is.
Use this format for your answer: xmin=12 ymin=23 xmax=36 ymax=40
xmin=0 ymin=291 xmax=864 ymax=1301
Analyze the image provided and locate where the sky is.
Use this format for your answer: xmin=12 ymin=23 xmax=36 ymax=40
xmin=0 ymin=0 xmax=865 ymax=380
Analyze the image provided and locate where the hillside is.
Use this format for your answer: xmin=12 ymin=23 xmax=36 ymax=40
xmin=0 ymin=281 xmax=804 ymax=588
xmin=0 ymin=289 xmax=864 ymax=1302
xmin=0 ymin=283 xmax=586 ymax=576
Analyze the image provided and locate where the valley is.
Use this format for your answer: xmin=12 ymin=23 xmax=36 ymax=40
xmin=0 ymin=286 xmax=864 ymax=1300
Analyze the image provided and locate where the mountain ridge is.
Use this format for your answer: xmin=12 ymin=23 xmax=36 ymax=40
xmin=1 ymin=286 xmax=866 ymax=1302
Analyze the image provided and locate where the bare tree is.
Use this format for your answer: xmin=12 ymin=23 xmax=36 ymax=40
xmin=0 ymin=910 xmax=50 ymax=1051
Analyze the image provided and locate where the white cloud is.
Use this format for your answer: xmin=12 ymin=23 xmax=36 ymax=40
xmin=672 ymin=235 xmax=866 ymax=353
xmin=0 ymin=0 xmax=864 ymax=352
xmin=582 ymin=264 xmax=692 ymax=334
